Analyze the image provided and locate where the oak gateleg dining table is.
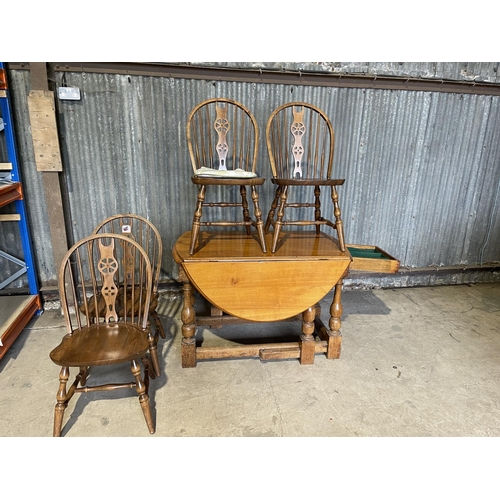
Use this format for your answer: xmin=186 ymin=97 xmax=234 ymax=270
xmin=173 ymin=230 xmax=352 ymax=367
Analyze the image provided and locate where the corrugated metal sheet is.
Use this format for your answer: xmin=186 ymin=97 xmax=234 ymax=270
xmin=3 ymin=66 xmax=500 ymax=289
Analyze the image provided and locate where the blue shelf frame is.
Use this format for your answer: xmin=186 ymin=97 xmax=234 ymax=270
xmin=0 ymin=62 xmax=39 ymax=295
xmin=0 ymin=62 xmax=42 ymax=359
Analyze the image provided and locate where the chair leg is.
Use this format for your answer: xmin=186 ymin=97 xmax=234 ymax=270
xmin=331 ymin=185 xmax=346 ymax=251
xmin=265 ymin=185 xmax=281 ymax=233
xmin=151 ymin=311 xmax=166 ymax=339
xmin=240 ymin=185 xmax=251 ymax=235
xmin=190 ymin=185 xmax=206 ymax=255
xmin=147 ymin=329 xmax=161 ymax=378
xmin=53 ymin=366 xmax=70 ymax=437
xmin=250 ymin=186 xmax=267 ymax=253
xmin=271 ymin=185 xmax=288 ymax=253
xmin=80 ymin=366 xmax=90 ymax=386
xmin=131 ymin=359 xmax=155 ymax=434
xmin=142 ymin=354 xmax=155 ymax=380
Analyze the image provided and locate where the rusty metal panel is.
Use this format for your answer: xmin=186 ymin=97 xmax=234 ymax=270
xmin=2 ymin=66 xmax=500 ymax=289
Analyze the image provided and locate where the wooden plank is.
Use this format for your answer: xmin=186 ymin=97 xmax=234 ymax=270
xmin=27 ymin=90 xmax=62 ymax=172
xmin=260 ymin=346 xmax=301 ymax=360
xmin=0 ymin=295 xmax=41 ymax=360
xmin=0 ymin=163 xmax=13 ymax=170
xmin=0 ymin=214 xmax=21 ymax=221
xmin=27 ymin=64 xmax=69 ymax=275
xmin=260 ymin=341 xmax=328 ymax=360
xmin=196 ymin=341 xmax=309 ymax=360
xmin=195 ymin=340 xmax=329 ymax=361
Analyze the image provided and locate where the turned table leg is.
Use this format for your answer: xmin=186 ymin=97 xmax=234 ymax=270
xmin=326 ymin=278 xmax=343 ymax=359
xmin=300 ymin=306 xmax=316 ymax=364
xmin=180 ymin=269 xmax=197 ymax=368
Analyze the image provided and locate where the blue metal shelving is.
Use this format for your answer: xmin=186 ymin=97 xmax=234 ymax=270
xmin=0 ymin=61 xmax=42 ymax=360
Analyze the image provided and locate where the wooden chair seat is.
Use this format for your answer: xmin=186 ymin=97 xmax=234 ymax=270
xmin=191 ymin=177 xmax=266 ymax=186
xmin=50 ymin=323 xmax=150 ymax=367
xmin=271 ymin=178 xmax=345 ymax=186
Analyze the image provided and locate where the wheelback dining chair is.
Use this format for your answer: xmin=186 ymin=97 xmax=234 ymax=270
xmin=265 ymin=101 xmax=346 ymax=253
xmin=92 ymin=214 xmax=164 ymax=378
xmin=186 ymin=97 xmax=267 ymax=255
xmin=49 ymin=233 xmax=156 ymax=436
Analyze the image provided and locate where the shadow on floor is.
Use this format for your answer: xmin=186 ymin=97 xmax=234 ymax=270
xmin=338 ymin=289 xmax=392 ymax=319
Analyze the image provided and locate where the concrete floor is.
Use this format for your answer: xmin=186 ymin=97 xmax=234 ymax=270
xmin=1 ymin=282 xmax=500 ymax=438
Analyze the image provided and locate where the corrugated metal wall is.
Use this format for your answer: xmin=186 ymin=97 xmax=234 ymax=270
xmin=3 ymin=63 xmax=500 ymax=289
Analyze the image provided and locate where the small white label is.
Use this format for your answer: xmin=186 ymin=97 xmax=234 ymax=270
xmin=121 ymin=224 xmax=132 ymax=234
xmin=57 ymin=87 xmax=81 ymax=101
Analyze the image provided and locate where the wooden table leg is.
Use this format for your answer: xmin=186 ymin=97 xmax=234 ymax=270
xmin=180 ymin=270 xmax=197 ymax=368
xmin=300 ymin=306 xmax=316 ymax=364
xmin=326 ymin=278 xmax=343 ymax=359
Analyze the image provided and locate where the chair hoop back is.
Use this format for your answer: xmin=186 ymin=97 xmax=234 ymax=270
xmin=266 ymin=101 xmax=335 ymax=180
xmin=187 ymin=98 xmax=259 ymax=173
xmin=59 ymin=233 xmax=153 ymax=334
xmin=92 ymin=214 xmax=162 ymax=294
